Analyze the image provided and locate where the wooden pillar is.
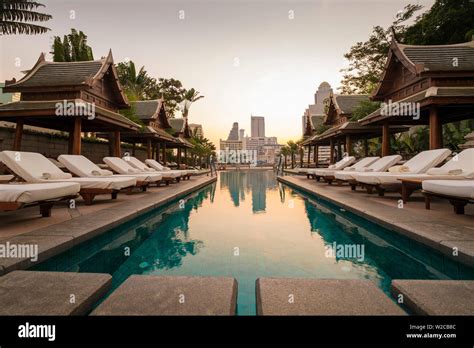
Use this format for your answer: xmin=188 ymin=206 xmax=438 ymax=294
xmin=156 ymin=143 xmax=161 ymax=162
xmin=71 ymin=117 xmax=82 ymax=155
xmin=307 ymin=145 xmax=311 ymax=166
xmin=314 ymin=145 xmax=319 ymax=166
xmin=364 ymin=137 xmax=369 ymax=157
xmin=329 ymin=138 xmax=334 ymax=164
xmin=381 ymin=122 xmax=390 ymax=157
xmin=13 ymin=119 xmax=24 ymax=151
xmin=114 ymin=130 xmax=121 ymax=157
xmin=177 ymin=147 xmax=181 ymax=165
xmin=146 ymin=139 xmax=152 ymax=159
xmin=345 ymin=135 xmax=352 ymax=156
xmin=429 ymin=107 xmax=442 ymax=149
xmin=184 ymin=148 xmax=188 ymax=166
xmin=162 ymin=144 xmax=167 ymax=164
xmin=337 ymin=140 xmax=342 ymax=160
xmin=132 ymin=143 xmax=136 ymax=156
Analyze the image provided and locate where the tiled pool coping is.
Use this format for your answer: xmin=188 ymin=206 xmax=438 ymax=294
xmin=0 ymin=176 xmax=217 ymax=275
xmin=278 ymin=175 xmax=474 ymax=268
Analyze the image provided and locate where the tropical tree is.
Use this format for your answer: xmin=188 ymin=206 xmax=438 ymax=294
xmin=286 ymin=140 xmax=299 ymax=169
xmin=189 ymin=135 xmax=216 ymax=168
xmin=50 ymin=29 xmax=94 ymax=62
xmin=154 ymin=78 xmax=186 ymax=117
xmin=181 ymin=88 xmax=205 ymax=121
xmin=350 ymin=100 xmax=381 ymax=121
xmin=1 ymin=0 xmax=52 ymax=35
xmin=116 ymin=60 xmax=157 ymax=100
xmin=280 ymin=146 xmax=290 ymax=168
xmin=339 ymin=4 xmax=422 ymax=94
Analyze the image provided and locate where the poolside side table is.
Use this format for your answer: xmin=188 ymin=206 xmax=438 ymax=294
xmin=398 ymin=178 xmax=423 ymax=203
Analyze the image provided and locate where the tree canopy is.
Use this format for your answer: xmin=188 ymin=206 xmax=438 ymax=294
xmin=1 ymin=0 xmax=52 ymax=35
xmin=50 ymin=29 xmax=94 ymax=62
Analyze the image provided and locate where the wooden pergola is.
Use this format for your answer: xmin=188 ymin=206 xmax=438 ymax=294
xmin=359 ymin=39 xmax=474 ymax=155
xmin=125 ymin=99 xmax=194 ymax=165
xmin=302 ymin=93 xmax=407 ymax=164
xmin=0 ymin=50 xmax=140 ymax=156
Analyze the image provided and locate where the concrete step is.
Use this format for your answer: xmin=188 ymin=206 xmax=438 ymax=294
xmin=391 ymin=279 xmax=474 ymax=315
xmin=256 ymin=278 xmax=406 ymax=315
xmin=0 ymin=271 xmax=111 ymax=315
xmin=92 ymin=275 xmax=238 ymax=315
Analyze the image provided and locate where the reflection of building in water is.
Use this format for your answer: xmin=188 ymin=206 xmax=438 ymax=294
xmin=219 ymin=170 xmax=277 ymax=213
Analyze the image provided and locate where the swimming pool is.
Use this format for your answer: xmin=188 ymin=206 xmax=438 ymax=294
xmin=34 ymin=170 xmax=474 ymax=315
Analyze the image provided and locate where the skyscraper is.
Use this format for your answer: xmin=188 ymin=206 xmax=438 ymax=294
xmin=251 ymin=116 xmax=265 ymax=138
xmin=227 ymin=122 xmax=239 ymax=140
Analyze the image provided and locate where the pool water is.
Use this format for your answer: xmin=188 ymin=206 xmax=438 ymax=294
xmin=34 ymin=170 xmax=474 ymax=315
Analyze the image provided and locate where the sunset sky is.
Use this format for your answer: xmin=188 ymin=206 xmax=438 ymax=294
xmin=0 ymin=0 xmax=434 ymax=147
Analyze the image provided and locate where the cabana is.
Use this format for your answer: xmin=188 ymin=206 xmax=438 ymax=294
xmin=359 ymin=39 xmax=474 ymax=155
xmin=303 ymin=93 xmax=407 ymax=164
xmin=0 ymin=50 xmax=140 ymax=156
xmin=116 ymin=99 xmax=179 ymax=161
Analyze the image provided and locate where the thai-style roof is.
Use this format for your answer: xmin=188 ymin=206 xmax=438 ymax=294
xmin=360 ymin=86 xmax=474 ymax=125
xmin=4 ymin=50 xmax=129 ymax=108
xmin=132 ymin=99 xmax=171 ymax=127
xmin=169 ymin=118 xmax=184 ymax=133
xmin=0 ymin=99 xmax=140 ymax=131
xmin=332 ymin=94 xmax=370 ymax=115
xmin=397 ymin=40 xmax=474 ymax=73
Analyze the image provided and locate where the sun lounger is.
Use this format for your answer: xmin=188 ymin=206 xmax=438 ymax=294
xmin=306 ymin=156 xmax=356 ymax=181
xmin=353 ymin=148 xmax=451 ymax=195
xmin=0 ymin=175 xmax=14 ymax=183
xmin=422 ymin=180 xmax=474 ymax=214
xmin=393 ymin=148 xmax=474 ymax=202
xmin=0 ymin=151 xmax=136 ymax=205
xmin=334 ymin=155 xmax=402 ymax=190
xmin=0 ymin=182 xmax=80 ymax=217
xmin=313 ymin=157 xmax=379 ymax=184
xmin=103 ymin=157 xmax=163 ymax=185
xmin=57 ymin=154 xmax=150 ymax=191
xmin=145 ymin=159 xmax=192 ymax=180
xmin=123 ymin=156 xmax=182 ymax=184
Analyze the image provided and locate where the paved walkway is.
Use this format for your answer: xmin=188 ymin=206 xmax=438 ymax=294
xmin=278 ymin=175 xmax=474 ymax=268
xmin=0 ymin=175 xmax=216 ymax=275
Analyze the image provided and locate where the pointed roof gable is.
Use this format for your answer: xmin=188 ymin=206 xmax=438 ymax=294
xmin=132 ymin=99 xmax=170 ymax=127
xmin=324 ymin=93 xmax=369 ymax=125
xmin=4 ymin=50 xmax=129 ymax=108
xmin=372 ymin=39 xmax=474 ymax=101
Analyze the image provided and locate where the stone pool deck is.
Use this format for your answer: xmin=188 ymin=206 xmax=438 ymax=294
xmin=92 ymin=275 xmax=238 ymax=315
xmin=277 ymin=175 xmax=474 ymax=268
xmin=0 ymin=175 xmax=216 ymax=275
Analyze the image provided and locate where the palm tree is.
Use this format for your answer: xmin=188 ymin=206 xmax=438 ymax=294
xmin=181 ymin=88 xmax=204 ymax=120
xmin=1 ymin=0 xmax=52 ymax=35
xmin=51 ymin=29 xmax=94 ymax=62
xmin=116 ymin=60 xmax=157 ymax=100
xmin=287 ymin=140 xmax=299 ymax=169
xmin=280 ymin=146 xmax=290 ymax=168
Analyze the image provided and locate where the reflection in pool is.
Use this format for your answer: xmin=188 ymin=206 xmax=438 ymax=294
xmin=34 ymin=170 xmax=474 ymax=315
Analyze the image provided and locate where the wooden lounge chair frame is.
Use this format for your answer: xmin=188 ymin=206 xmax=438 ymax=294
xmin=423 ymin=190 xmax=473 ymax=215
xmin=0 ymin=194 xmax=78 ymax=217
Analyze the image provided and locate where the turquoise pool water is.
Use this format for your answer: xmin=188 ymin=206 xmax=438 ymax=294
xmin=34 ymin=170 xmax=474 ymax=315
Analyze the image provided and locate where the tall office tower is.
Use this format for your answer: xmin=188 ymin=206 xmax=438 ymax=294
xmin=239 ymin=129 xmax=245 ymax=140
xmin=227 ymin=122 xmax=239 ymax=140
xmin=251 ymin=116 xmax=265 ymax=138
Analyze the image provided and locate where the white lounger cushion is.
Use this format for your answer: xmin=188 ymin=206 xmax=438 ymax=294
xmin=309 ymin=156 xmax=356 ymax=176
xmin=58 ymin=154 xmax=113 ymax=177
xmin=0 ymin=151 xmax=136 ymax=190
xmin=0 ymin=150 xmax=72 ymax=182
xmin=335 ymin=155 xmax=402 ymax=181
xmin=103 ymin=157 xmax=162 ymax=182
xmin=124 ymin=157 xmax=181 ymax=179
xmin=354 ymin=149 xmax=451 ymax=185
xmin=315 ymin=157 xmax=379 ymax=177
xmin=396 ymin=148 xmax=474 ymax=181
xmin=422 ymin=180 xmax=474 ymax=199
xmin=145 ymin=159 xmax=189 ymax=176
xmin=0 ymin=183 xmax=80 ymax=204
